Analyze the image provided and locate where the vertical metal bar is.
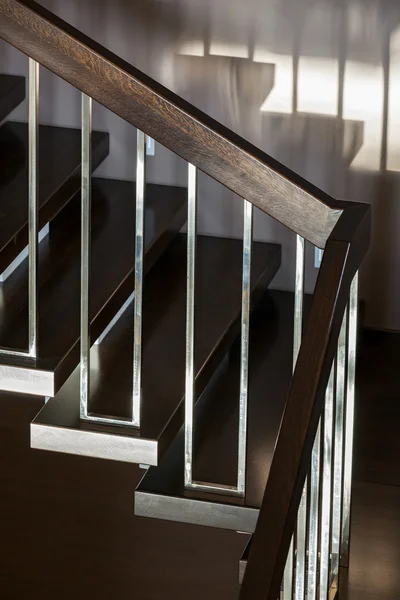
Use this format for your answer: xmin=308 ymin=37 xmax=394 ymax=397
xmin=79 ymin=94 xmax=92 ymax=419
xmin=294 ymin=235 xmax=306 ymax=599
xmin=184 ymin=163 xmax=197 ymax=487
xmin=307 ymin=421 xmax=321 ymax=600
xmin=283 ymin=234 xmax=305 ymax=598
xmin=132 ymin=129 xmax=146 ymax=427
xmin=28 ymin=58 xmax=39 ymax=358
xmin=319 ymin=367 xmax=335 ymax=599
xmin=237 ymin=199 xmax=253 ymax=495
xmin=341 ymin=273 xmax=358 ymax=567
xmin=283 ymin=539 xmax=294 ymax=600
xmin=331 ymin=309 xmax=347 ymax=579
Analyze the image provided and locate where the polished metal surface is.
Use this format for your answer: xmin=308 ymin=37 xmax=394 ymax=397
xmin=319 ymin=367 xmax=335 ymax=600
xmin=331 ymin=310 xmax=347 ymax=576
xmin=185 ymin=193 xmax=253 ymax=497
xmin=28 ymin=58 xmax=39 ymax=359
xmin=237 ymin=199 xmax=253 ymax=495
xmin=0 ymin=58 xmax=39 ymax=361
xmin=294 ymin=235 xmax=306 ymax=600
xmin=79 ymin=93 xmax=92 ymax=420
xmin=283 ymin=234 xmax=305 ymax=600
xmin=132 ymin=129 xmax=146 ymax=428
xmin=184 ymin=162 xmax=197 ymax=488
xmin=341 ymin=272 xmax=359 ymax=567
xmin=307 ymin=422 xmax=321 ymax=600
xmin=282 ymin=539 xmax=294 ymax=600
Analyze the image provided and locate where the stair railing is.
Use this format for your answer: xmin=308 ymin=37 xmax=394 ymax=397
xmin=239 ymin=204 xmax=369 ymax=599
xmin=0 ymin=1 xmax=371 ymax=596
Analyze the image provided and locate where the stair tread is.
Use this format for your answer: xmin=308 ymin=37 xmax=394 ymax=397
xmin=31 ymin=238 xmax=282 ymax=466
xmin=0 ymin=75 xmax=25 ymax=123
xmin=134 ymin=290 xmax=296 ymax=530
xmin=0 ymin=122 xmax=109 ymax=271
xmin=0 ymin=177 xmax=187 ymax=395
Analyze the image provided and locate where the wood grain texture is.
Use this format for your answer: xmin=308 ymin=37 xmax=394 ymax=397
xmin=135 ymin=291 xmax=296 ymax=530
xmin=0 ymin=178 xmax=187 ymax=393
xmin=31 ymin=238 xmax=281 ymax=466
xmin=0 ymin=0 xmax=354 ymax=248
xmin=240 ymin=205 xmax=371 ymax=600
xmin=0 ymin=121 xmax=109 ymax=272
xmin=0 ymin=74 xmax=25 ymax=122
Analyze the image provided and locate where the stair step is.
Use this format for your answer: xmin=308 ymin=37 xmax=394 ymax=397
xmin=30 ymin=238 xmax=281 ymax=466
xmin=134 ymin=290 xmax=295 ymax=530
xmin=0 ymin=75 xmax=25 ymax=122
xmin=0 ymin=177 xmax=187 ymax=395
xmin=0 ymin=122 xmax=109 ymax=273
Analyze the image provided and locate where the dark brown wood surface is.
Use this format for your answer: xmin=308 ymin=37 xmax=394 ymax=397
xmin=135 ymin=291 xmax=295 ymax=530
xmin=240 ymin=205 xmax=371 ymax=599
xmin=0 ymin=74 xmax=25 ymax=122
xmin=0 ymin=177 xmax=187 ymax=391
xmin=0 ymin=121 xmax=109 ymax=272
xmin=0 ymin=0 xmax=354 ymax=248
xmin=1 ymin=292 xmax=399 ymax=599
xmin=32 ymin=237 xmax=281 ymax=464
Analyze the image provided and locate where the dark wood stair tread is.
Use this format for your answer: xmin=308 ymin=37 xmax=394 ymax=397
xmin=31 ymin=237 xmax=281 ymax=466
xmin=0 ymin=75 xmax=25 ymax=123
xmin=0 ymin=177 xmax=187 ymax=395
xmin=0 ymin=121 xmax=109 ymax=272
xmin=134 ymin=290 xmax=295 ymax=531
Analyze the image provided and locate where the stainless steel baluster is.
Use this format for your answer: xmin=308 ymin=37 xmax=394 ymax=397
xmin=283 ymin=234 xmax=305 ymax=599
xmin=331 ymin=310 xmax=347 ymax=584
xmin=307 ymin=421 xmax=321 ymax=599
xmin=184 ymin=163 xmax=197 ymax=487
xmin=319 ymin=366 xmax=335 ymax=599
xmin=132 ymin=129 xmax=146 ymax=427
xmin=341 ymin=273 xmax=358 ymax=567
xmin=185 ymin=194 xmax=252 ymax=496
xmin=28 ymin=58 xmax=39 ymax=358
xmin=79 ymin=94 xmax=92 ymax=419
xmin=237 ymin=199 xmax=253 ymax=495
xmin=294 ymin=235 xmax=306 ymax=600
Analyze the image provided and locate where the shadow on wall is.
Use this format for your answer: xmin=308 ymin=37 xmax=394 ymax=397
xmin=1 ymin=0 xmax=400 ymax=329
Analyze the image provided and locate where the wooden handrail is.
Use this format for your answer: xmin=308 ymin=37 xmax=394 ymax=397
xmin=0 ymin=0 xmax=349 ymax=248
xmin=239 ymin=203 xmax=370 ymax=599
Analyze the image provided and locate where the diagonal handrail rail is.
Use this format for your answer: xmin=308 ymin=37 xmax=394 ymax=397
xmin=239 ymin=203 xmax=370 ymax=599
xmin=0 ymin=0 xmax=349 ymax=248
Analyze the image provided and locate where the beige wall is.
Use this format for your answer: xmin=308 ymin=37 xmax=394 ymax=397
xmin=1 ymin=0 xmax=400 ymax=329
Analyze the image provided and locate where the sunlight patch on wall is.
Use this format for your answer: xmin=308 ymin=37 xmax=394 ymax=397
xmin=209 ymin=42 xmax=249 ymax=59
xmin=297 ymin=57 xmax=339 ymax=116
xmin=387 ymin=25 xmax=400 ymax=172
xmin=344 ymin=61 xmax=384 ymax=171
xmin=255 ymin=49 xmax=293 ymax=114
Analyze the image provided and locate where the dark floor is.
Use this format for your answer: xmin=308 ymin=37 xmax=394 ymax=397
xmin=0 ymin=324 xmax=399 ymax=598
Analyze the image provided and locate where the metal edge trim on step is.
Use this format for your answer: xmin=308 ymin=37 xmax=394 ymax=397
xmin=134 ymin=490 xmax=259 ymax=532
xmin=30 ymin=421 xmax=159 ymax=465
xmin=0 ymin=363 xmax=54 ymax=396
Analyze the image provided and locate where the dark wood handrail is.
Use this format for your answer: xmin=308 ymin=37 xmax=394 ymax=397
xmin=0 ymin=0 xmax=349 ymax=248
xmin=239 ymin=203 xmax=370 ymax=599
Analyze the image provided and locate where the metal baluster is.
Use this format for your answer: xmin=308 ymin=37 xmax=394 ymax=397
xmin=319 ymin=366 xmax=335 ymax=599
xmin=294 ymin=236 xmax=306 ymax=600
xmin=237 ymin=199 xmax=253 ymax=495
xmin=283 ymin=234 xmax=305 ymax=599
xmin=132 ymin=129 xmax=146 ymax=427
xmin=341 ymin=273 xmax=358 ymax=567
xmin=307 ymin=421 xmax=321 ymax=599
xmin=79 ymin=94 xmax=92 ymax=419
xmin=185 ymin=195 xmax=252 ymax=496
xmin=184 ymin=163 xmax=197 ymax=487
xmin=28 ymin=58 xmax=39 ymax=358
xmin=331 ymin=310 xmax=347 ymax=583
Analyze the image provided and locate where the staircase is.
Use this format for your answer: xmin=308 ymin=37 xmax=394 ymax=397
xmin=0 ymin=1 xmax=371 ymax=599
